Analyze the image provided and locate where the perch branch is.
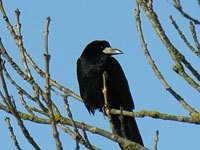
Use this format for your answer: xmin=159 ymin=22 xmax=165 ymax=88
xmin=0 ymin=102 xmax=149 ymax=150
xmin=110 ymin=109 xmax=200 ymax=124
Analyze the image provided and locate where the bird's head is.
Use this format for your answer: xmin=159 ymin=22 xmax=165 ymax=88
xmin=81 ymin=40 xmax=123 ymax=57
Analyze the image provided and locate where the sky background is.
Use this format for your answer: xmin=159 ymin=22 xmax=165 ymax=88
xmin=0 ymin=1 xmax=199 ymax=150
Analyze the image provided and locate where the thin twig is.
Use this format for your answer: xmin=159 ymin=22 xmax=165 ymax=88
xmin=135 ymin=1 xmax=199 ymax=117
xmin=138 ymin=0 xmax=200 ymax=92
xmin=59 ymin=123 xmax=99 ymax=150
xmin=154 ymin=130 xmax=159 ymax=150
xmin=169 ymin=15 xmax=199 ymax=57
xmin=0 ymin=103 xmax=155 ymax=150
xmin=5 ymin=117 xmax=22 ymax=150
xmin=0 ymin=0 xmax=82 ymax=102
xmin=63 ymin=96 xmax=80 ymax=150
xmin=29 ymin=107 xmax=48 ymax=116
xmin=81 ymin=123 xmax=95 ymax=150
xmin=18 ymin=91 xmax=35 ymax=116
xmin=102 ymin=71 xmax=116 ymax=134
xmin=173 ymin=0 xmax=200 ymax=25
xmin=0 ymin=2 xmax=62 ymax=117
xmin=51 ymin=87 xmax=66 ymax=97
xmin=0 ymin=1 xmax=16 ymax=39
xmin=180 ymin=58 xmax=200 ymax=82
xmin=64 ymin=96 xmax=99 ymax=150
xmin=2 ymin=65 xmax=48 ymax=112
xmin=0 ymin=39 xmax=47 ymax=112
xmin=0 ymin=21 xmax=61 ymax=115
xmin=43 ymin=16 xmax=63 ymax=150
xmin=59 ymin=124 xmax=77 ymax=139
xmin=0 ymin=90 xmax=9 ymax=106
xmin=190 ymin=22 xmax=200 ymax=51
xmin=15 ymin=9 xmax=32 ymax=79
xmin=11 ymin=95 xmax=17 ymax=109
xmin=0 ymin=40 xmax=61 ymax=115
xmin=0 ymin=39 xmax=49 ymax=112
xmin=0 ymin=57 xmax=41 ymax=150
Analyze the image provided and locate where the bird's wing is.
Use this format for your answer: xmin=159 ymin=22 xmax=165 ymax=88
xmin=105 ymin=57 xmax=135 ymax=110
xmin=77 ymin=57 xmax=104 ymax=113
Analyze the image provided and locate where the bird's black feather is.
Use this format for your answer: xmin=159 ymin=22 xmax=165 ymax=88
xmin=77 ymin=40 xmax=143 ymax=147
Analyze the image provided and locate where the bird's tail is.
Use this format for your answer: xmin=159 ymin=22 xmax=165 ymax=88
xmin=111 ymin=115 xmax=144 ymax=148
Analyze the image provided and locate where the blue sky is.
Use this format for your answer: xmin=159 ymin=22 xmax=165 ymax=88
xmin=0 ymin=1 xmax=199 ymax=150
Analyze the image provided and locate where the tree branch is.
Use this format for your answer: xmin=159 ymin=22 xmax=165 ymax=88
xmin=135 ymin=1 xmax=199 ymax=118
xmin=43 ymin=17 xmax=63 ymax=150
xmin=173 ymin=0 xmax=200 ymax=25
xmin=5 ymin=117 xmax=22 ymax=150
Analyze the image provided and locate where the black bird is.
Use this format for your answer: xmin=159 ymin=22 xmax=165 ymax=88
xmin=77 ymin=40 xmax=143 ymax=148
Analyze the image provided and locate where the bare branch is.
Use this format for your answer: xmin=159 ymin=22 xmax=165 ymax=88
xmin=18 ymin=91 xmax=35 ymax=116
xmin=0 ymin=56 xmax=41 ymax=150
xmin=43 ymin=17 xmax=63 ymax=150
xmin=2 ymin=66 xmax=47 ymax=112
xmin=102 ymin=71 xmax=116 ymax=135
xmin=190 ymin=22 xmax=200 ymax=51
xmin=154 ymin=130 xmax=159 ymax=150
xmin=14 ymin=9 xmax=32 ymax=79
xmin=5 ymin=117 xmax=21 ymax=150
xmin=135 ymin=1 xmax=199 ymax=117
xmin=81 ymin=123 xmax=96 ymax=150
xmin=173 ymin=0 xmax=200 ymax=25
xmin=59 ymin=123 xmax=100 ymax=150
xmin=111 ymin=109 xmax=200 ymax=125
xmin=0 ymin=100 xmax=150 ymax=150
xmin=63 ymin=96 xmax=80 ymax=149
xmin=0 ymin=1 xmax=16 ymax=39
xmin=0 ymin=0 xmax=81 ymax=104
xmin=138 ymin=1 xmax=200 ymax=92
xmin=169 ymin=15 xmax=199 ymax=57
xmin=0 ymin=1 xmax=199 ymax=149
xmin=0 ymin=41 xmax=48 ymax=112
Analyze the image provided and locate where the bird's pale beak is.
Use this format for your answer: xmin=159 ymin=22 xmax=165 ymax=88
xmin=103 ymin=47 xmax=123 ymax=55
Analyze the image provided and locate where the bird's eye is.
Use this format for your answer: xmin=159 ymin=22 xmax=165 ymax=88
xmin=100 ymin=46 xmax=105 ymax=49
